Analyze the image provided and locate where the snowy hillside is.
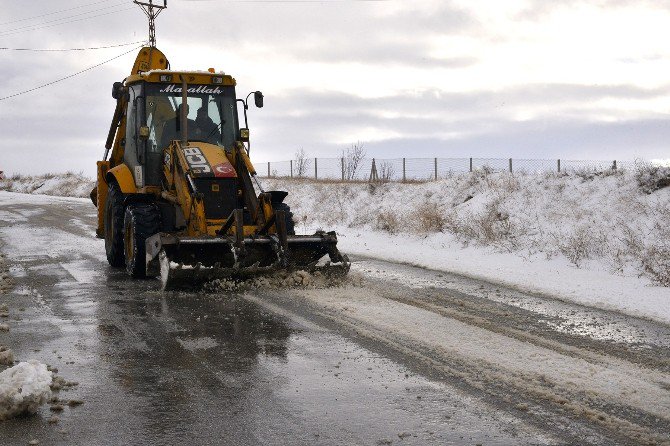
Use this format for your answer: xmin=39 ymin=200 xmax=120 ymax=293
xmin=0 ymin=172 xmax=93 ymax=198
xmin=264 ymin=167 xmax=670 ymax=286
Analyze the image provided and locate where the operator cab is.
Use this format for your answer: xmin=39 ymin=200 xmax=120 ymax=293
xmin=123 ymin=73 xmax=240 ymax=188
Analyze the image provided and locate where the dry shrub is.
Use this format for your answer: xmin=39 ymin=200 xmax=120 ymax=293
xmin=294 ymin=148 xmax=310 ymax=177
xmin=558 ymin=228 xmax=592 ymax=267
xmin=342 ymin=141 xmax=366 ymax=180
xmin=574 ymin=166 xmax=621 ymax=182
xmin=416 ymin=201 xmax=445 ymax=232
xmin=375 ymin=210 xmax=400 ymax=234
xmin=638 ymin=206 xmax=670 ymax=285
xmin=554 ymin=225 xmax=608 ymax=268
xmin=379 ymin=161 xmax=395 ymax=183
xmin=635 ymin=161 xmax=670 ymax=194
xmin=641 ymin=244 xmax=670 ymax=286
xmin=473 ymin=206 xmax=525 ymax=252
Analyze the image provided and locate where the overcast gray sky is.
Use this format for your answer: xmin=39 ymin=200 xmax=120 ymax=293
xmin=0 ymin=0 xmax=668 ymax=176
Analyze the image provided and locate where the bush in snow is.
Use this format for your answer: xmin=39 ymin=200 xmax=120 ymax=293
xmin=375 ymin=210 xmax=400 ymax=234
xmin=416 ymin=201 xmax=446 ymax=233
xmin=635 ymin=161 xmax=670 ymax=194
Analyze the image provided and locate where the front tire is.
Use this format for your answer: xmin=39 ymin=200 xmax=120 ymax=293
xmin=104 ymin=182 xmax=125 ymax=267
xmin=124 ymin=204 xmax=162 ymax=278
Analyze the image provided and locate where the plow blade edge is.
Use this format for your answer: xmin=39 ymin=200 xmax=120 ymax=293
xmin=145 ymin=232 xmax=350 ymax=291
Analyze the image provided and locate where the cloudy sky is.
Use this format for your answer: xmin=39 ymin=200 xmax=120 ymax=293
xmin=1 ymin=0 xmax=669 ymax=176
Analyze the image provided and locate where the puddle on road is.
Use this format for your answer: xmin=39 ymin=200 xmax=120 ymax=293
xmin=355 ymin=259 xmax=670 ymax=350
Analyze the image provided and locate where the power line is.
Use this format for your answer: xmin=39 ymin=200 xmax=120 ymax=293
xmin=0 ymin=0 xmax=122 ymax=26
xmin=0 ymin=41 xmax=147 ymax=52
xmin=0 ymin=7 xmax=136 ymax=38
xmin=1 ymin=2 xmax=128 ymax=35
xmin=0 ymin=45 xmax=143 ymax=102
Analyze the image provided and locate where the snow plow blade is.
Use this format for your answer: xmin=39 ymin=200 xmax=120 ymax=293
xmin=146 ymin=231 xmax=350 ymax=291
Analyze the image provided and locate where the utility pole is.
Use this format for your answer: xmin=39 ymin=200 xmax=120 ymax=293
xmin=134 ymin=0 xmax=167 ymax=48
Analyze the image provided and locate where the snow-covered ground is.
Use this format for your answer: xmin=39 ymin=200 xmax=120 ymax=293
xmin=1 ymin=167 xmax=669 ymax=324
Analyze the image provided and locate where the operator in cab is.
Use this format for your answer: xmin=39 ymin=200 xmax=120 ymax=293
xmin=192 ymin=107 xmax=221 ymax=143
xmin=159 ymin=103 xmax=195 ymax=149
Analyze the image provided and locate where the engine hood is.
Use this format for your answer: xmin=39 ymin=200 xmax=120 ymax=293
xmin=176 ymin=143 xmax=237 ymax=179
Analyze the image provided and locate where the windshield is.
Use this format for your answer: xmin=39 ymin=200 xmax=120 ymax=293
xmin=144 ymin=83 xmax=238 ymax=152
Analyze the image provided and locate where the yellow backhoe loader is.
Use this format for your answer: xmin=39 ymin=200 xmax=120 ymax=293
xmin=90 ymin=46 xmax=349 ymax=290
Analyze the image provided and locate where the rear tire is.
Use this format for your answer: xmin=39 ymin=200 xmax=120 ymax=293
xmin=104 ymin=182 xmax=125 ymax=267
xmin=273 ymin=202 xmax=295 ymax=235
xmin=124 ymin=204 xmax=162 ymax=278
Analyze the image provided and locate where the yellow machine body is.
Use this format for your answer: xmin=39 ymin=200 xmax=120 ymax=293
xmin=92 ymin=46 xmax=349 ymax=290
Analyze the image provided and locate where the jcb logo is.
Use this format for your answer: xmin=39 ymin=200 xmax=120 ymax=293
xmin=183 ymin=147 xmax=211 ymax=173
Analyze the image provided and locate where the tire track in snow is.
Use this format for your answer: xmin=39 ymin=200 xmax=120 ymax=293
xmin=284 ymin=287 xmax=670 ymax=446
xmin=366 ymin=281 xmax=670 ymax=374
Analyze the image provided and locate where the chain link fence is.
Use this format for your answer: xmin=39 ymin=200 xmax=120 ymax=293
xmin=257 ymin=157 xmax=638 ymax=182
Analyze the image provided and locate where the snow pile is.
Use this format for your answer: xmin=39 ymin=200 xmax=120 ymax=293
xmin=0 ymin=172 xmax=94 ymax=198
xmin=0 ymin=361 xmax=52 ymax=420
xmin=264 ymin=167 xmax=670 ymax=287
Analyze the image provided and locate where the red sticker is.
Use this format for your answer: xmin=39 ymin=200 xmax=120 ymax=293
xmin=212 ymin=163 xmax=236 ymax=178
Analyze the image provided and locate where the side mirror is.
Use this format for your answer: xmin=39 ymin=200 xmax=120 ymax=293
xmin=112 ymin=81 xmax=124 ymax=100
xmin=240 ymin=128 xmax=250 ymax=142
xmin=254 ymin=91 xmax=264 ymax=108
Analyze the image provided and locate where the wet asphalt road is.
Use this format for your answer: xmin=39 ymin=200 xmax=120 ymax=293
xmin=0 ymin=191 xmax=669 ymax=446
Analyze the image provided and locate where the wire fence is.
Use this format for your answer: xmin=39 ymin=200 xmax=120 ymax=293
xmin=256 ymin=157 xmax=638 ymax=182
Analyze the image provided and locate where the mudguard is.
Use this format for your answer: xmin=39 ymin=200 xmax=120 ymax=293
xmin=106 ymin=164 xmax=137 ymax=194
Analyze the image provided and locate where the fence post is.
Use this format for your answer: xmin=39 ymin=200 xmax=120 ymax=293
xmin=469 ymin=157 xmax=473 ymax=172
xmin=290 ymin=160 xmax=293 ymax=178
xmin=267 ymin=162 xmax=270 ymax=177
xmin=314 ymin=158 xmax=318 ymax=179
xmin=402 ymin=158 xmax=406 ymax=183
xmin=557 ymin=159 xmax=561 ymax=173
xmin=341 ymin=157 xmax=345 ymax=181
xmin=509 ymin=158 xmax=513 ymax=173
xmin=434 ymin=158 xmax=438 ymax=180
xmin=613 ymin=160 xmax=617 ymax=170
xmin=369 ymin=158 xmax=378 ymax=182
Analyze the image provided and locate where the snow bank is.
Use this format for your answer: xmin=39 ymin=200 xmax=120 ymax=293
xmin=0 ymin=361 xmax=52 ymax=420
xmin=264 ymin=168 xmax=670 ymax=286
xmin=0 ymin=173 xmax=94 ymax=198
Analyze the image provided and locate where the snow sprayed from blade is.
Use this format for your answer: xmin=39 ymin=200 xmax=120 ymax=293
xmin=0 ymin=361 xmax=52 ymax=420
